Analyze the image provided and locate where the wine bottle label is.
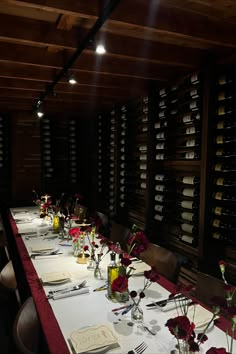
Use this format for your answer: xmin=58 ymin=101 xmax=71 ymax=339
xmin=190 ymin=89 xmax=198 ymax=98
xmin=120 ymin=163 xmax=125 ymax=168
xmin=159 ymin=111 xmax=165 ymax=118
xmin=120 ymin=171 xmax=125 ymax=176
xmin=216 ymin=136 xmax=224 ymax=144
xmin=213 ymin=219 xmax=220 ymax=227
xmin=140 ymin=155 xmax=147 ymax=160
xmin=181 ymin=200 xmax=193 ymax=209
xmin=159 ymin=88 xmax=166 ymax=97
xmin=214 ymin=192 xmax=222 ymax=200
xmin=213 ymin=206 xmax=222 ymax=215
xmin=140 ymin=164 xmax=147 ymax=170
xmin=159 ymin=100 xmax=166 ymax=107
xmin=185 ymin=152 xmax=195 ymax=159
xmin=218 ymin=106 xmax=225 ymax=115
xmin=181 ymin=212 xmax=193 ymax=221
xmin=218 ymin=92 xmax=225 ymax=101
xmin=181 ymin=223 xmax=193 ymax=233
xmin=143 ymin=96 xmax=148 ymax=103
xmin=156 ymin=154 xmax=165 ymax=160
xmin=120 ymin=186 xmax=125 ymax=192
xmin=156 ymin=143 xmax=165 ymax=150
xmin=154 ymin=214 xmax=164 ymax=221
xmin=120 ymin=179 xmax=125 ymax=184
xmin=156 ymin=132 xmax=165 ymax=139
xmin=155 ymin=194 xmax=164 ymax=202
xmin=155 ymin=185 xmax=165 ymax=192
xmin=216 ymin=178 xmax=224 ymax=185
xmin=141 ymin=182 xmax=146 ymax=189
xmin=155 ymin=204 xmax=164 ymax=212
xmin=120 ymin=202 xmax=125 ymax=207
xmin=120 ymin=194 xmax=124 ymax=199
xmin=142 ymin=126 xmax=148 ymax=132
xmin=183 ymin=176 xmax=195 ymax=184
xmin=155 ymin=174 xmax=165 ymax=181
xmin=181 ymin=235 xmax=194 ymax=244
xmin=121 ymin=139 xmax=125 ymax=144
xmin=190 ymin=100 xmax=198 ymax=110
xmin=186 ymin=139 xmax=195 ymax=147
xmin=191 ymin=73 xmax=199 ymax=84
xmin=186 ymin=127 xmax=196 ymax=134
xmin=183 ymin=114 xmax=192 ymax=123
xmin=121 ymin=122 xmax=126 ymax=128
xmin=212 ymin=232 xmax=221 ymax=240
xmin=155 ymin=122 xmax=161 ymax=129
xmin=121 ymin=114 xmax=126 ymax=119
xmin=140 ymin=173 xmax=147 ymax=179
xmin=142 ymin=116 xmax=148 ymax=123
xmin=139 ymin=145 xmax=147 ymax=151
xmin=217 ymin=121 xmax=224 ymax=129
xmin=121 ymin=131 xmax=126 ymax=136
xmin=183 ymin=188 xmax=194 ymax=197
xmin=121 ymin=105 xmax=126 ymax=112
xmin=218 ymin=76 xmax=226 ymax=85
xmin=143 ymin=107 xmax=148 ymax=114
xmin=216 ymin=149 xmax=223 ymax=156
xmin=214 ymin=163 xmax=222 ymax=171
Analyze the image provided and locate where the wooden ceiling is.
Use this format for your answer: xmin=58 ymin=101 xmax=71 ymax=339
xmin=0 ymin=0 xmax=236 ymax=117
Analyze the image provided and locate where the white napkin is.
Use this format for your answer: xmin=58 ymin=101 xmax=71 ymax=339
xmin=33 ymin=254 xmax=61 ymax=260
xmin=52 ymin=287 xmax=89 ymax=300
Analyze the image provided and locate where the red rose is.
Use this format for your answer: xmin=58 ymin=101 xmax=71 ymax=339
xmin=111 ymin=275 xmax=128 ymax=293
xmin=165 ymin=316 xmax=194 ymax=340
xmin=69 ymin=227 xmax=80 ymax=238
xmin=206 ymin=347 xmax=229 ymax=354
xmin=84 ymin=245 xmax=89 ymax=251
xmin=121 ymin=257 xmax=132 ymax=267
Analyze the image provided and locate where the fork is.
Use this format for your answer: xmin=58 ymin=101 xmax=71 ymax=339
xmin=48 ymin=280 xmax=87 ymax=295
xmin=127 ymin=341 xmax=147 ymax=354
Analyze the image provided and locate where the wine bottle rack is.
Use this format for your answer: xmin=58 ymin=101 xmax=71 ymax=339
xmin=68 ymin=119 xmax=78 ymax=184
xmin=210 ymin=71 xmax=236 ymax=247
xmin=41 ymin=117 xmax=54 ymax=179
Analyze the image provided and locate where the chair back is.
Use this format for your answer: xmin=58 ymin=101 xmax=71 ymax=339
xmin=0 ymin=260 xmax=17 ymax=289
xmin=110 ymin=222 xmax=130 ymax=252
xmin=13 ymin=297 xmax=39 ymax=354
xmin=195 ymin=272 xmax=236 ymax=307
xmin=139 ymin=243 xmax=178 ymax=282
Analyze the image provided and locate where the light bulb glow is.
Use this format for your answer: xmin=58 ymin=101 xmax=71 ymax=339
xmin=96 ymin=44 xmax=106 ymax=55
xmin=69 ymin=78 xmax=77 ymax=85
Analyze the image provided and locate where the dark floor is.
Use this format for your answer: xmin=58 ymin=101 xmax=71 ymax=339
xmin=0 ymin=285 xmax=20 ymax=353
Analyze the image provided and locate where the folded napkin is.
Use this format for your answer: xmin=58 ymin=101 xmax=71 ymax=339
xmin=186 ymin=304 xmax=216 ymax=331
xmin=69 ymin=324 xmax=118 ymax=354
xmin=52 ymin=287 xmax=89 ymax=300
xmin=41 ymin=271 xmax=71 ymax=284
xmin=130 ymin=261 xmax=151 ymax=276
xmin=33 ymin=254 xmax=61 ymax=260
xmin=31 ymin=245 xmax=54 ymax=253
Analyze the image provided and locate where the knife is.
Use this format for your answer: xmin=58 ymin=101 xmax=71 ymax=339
xmin=48 ymin=280 xmax=87 ymax=295
xmin=146 ymin=294 xmax=188 ymax=308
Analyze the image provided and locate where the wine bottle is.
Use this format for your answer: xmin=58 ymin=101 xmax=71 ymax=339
xmin=212 ymin=206 xmax=236 ymax=217
xmin=155 ymin=153 xmax=166 ymax=160
xmin=180 ymin=223 xmax=198 ymax=236
xmin=154 ymin=214 xmax=168 ymax=222
xmin=215 ymin=134 xmax=236 ymax=144
xmin=178 ymin=187 xmax=199 ymax=198
xmin=212 ymin=230 xmax=236 ymax=244
xmin=181 ymin=176 xmax=200 ymax=185
xmin=180 ymin=234 xmax=197 ymax=246
xmin=217 ymin=89 xmax=236 ymax=101
xmin=182 ymin=112 xmax=201 ymax=124
xmin=177 ymin=200 xmax=199 ymax=210
xmin=156 ymin=142 xmax=166 ymax=150
xmin=211 ymin=218 xmax=236 ymax=230
xmin=156 ymin=131 xmax=166 ymax=140
xmin=155 ymin=174 xmax=169 ymax=182
xmin=214 ymin=177 xmax=236 ymax=186
xmin=154 ymin=120 xmax=168 ymax=129
xmin=180 ymin=211 xmax=198 ymax=223
xmin=213 ymin=163 xmax=236 ymax=172
xmin=212 ymin=191 xmax=236 ymax=201
xmin=216 ymin=120 xmax=236 ymax=130
xmin=216 ymin=148 xmax=236 ymax=157
xmin=155 ymin=184 xmax=168 ymax=193
xmin=218 ymin=75 xmax=234 ymax=86
xmin=217 ymin=103 xmax=236 ymax=116
xmin=185 ymin=125 xmax=200 ymax=135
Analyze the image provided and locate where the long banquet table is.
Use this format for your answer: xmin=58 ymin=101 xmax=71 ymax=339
xmin=7 ymin=206 xmax=236 ymax=354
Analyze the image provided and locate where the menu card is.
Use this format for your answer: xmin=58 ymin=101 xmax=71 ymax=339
xmin=31 ymin=245 xmax=54 ymax=253
xmin=41 ymin=271 xmax=71 ymax=283
xmin=69 ymin=325 xmax=118 ymax=353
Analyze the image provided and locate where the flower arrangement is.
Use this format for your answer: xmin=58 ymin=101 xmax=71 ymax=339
xmin=69 ymin=227 xmax=83 ymax=255
xmin=165 ymin=283 xmax=217 ymax=353
xmin=32 ymin=189 xmax=52 ymax=218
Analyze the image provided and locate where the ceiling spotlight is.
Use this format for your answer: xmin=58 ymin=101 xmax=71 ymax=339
xmin=95 ymin=44 xmax=106 ymax=55
xmin=68 ymin=76 xmax=77 ymax=85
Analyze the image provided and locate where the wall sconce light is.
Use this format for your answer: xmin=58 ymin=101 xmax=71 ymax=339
xmin=36 ymin=100 xmax=44 ymax=118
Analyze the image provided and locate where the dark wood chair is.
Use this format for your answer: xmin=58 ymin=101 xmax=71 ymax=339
xmin=13 ymin=296 xmax=40 ymax=354
xmin=110 ymin=221 xmax=131 ymax=252
xmin=195 ymin=271 xmax=236 ymax=308
xmin=139 ymin=243 xmax=179 ymax=282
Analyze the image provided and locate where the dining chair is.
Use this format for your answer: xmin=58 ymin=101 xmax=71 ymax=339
xmin=195 ymin=271 xmax=236 ymax=307
xmin=96 ymin=211 xmax=110 ymax=237
xmin=139 ymin=243 xmax=179 ymax=282
xmin=109 ymin=221 xmax=131 ymax=252
xmin=13 ymin=296 xmax=40 ymax=354
xmin=0 ymin=260 xmax=21 ymax=306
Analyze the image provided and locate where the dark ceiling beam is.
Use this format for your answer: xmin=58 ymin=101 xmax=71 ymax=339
xmin=0 ymin=14 xmax=206 ymax=64
xmin=4 ymin=0 xmax=236 ymax=48
xmin=0 ymin=77 xmax=145 ymax=97
xmin=0 ymin=41 xmax=199 ymax=69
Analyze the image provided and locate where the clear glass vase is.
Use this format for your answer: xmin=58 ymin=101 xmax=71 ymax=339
xmin=131 ymin=303 xmax=143 ymax=323
xmin=94 ymin=261 xmax=103 ymax=279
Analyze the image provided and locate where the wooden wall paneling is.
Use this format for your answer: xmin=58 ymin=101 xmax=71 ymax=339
xmin=0 ymin=113 xmax=11 ymax=204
